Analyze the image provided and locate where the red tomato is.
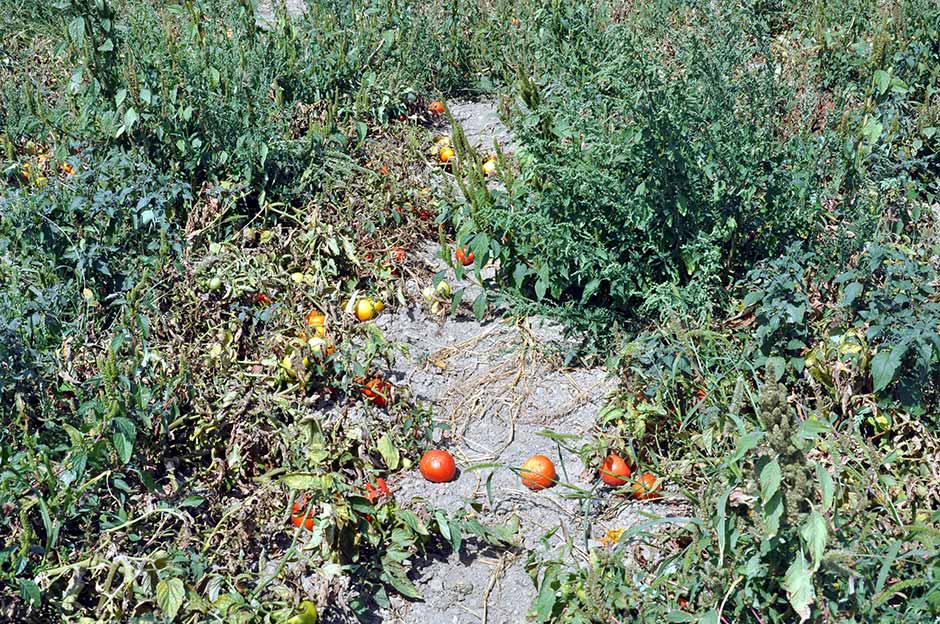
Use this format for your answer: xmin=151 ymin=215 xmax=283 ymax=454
xmin=455 ymin=247 xmax=474 ymax=266
xmin=365 ymin=478 xmax=393 ymax=504
xmin=361 ymin=378 xmax=392 ymax=407
xmin=600 ymin=454 xmax=632 ymax=487
xmin=419 ymin=450 xmax=456 ymax=483
xmin=632 ymin=472 xmax=662 ymax=500
xmin=290 ymin=498 xmax=315 ymax=530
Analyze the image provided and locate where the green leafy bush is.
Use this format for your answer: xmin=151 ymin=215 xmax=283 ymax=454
xmin=529 ymin=377 xmax=940 ymax=623
xmin=449 ymin=2 xmax=828 ymax=332
xmin=744 ymin=239 xmax=940 ymax=417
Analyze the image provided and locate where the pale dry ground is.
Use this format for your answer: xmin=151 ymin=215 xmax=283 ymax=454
xmin=312 ymin=238 xmax=685 ymax=624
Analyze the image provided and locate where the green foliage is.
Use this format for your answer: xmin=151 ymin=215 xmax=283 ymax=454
xmin=530 ymin=375 xmax=940 ymax=623
xmin=448 ymin=1 xmax=828 ymax=335
xmin=744 ymin=238 xmax=940 ymax=417
xmin=4 ymin=0 xmax=940 ymax=621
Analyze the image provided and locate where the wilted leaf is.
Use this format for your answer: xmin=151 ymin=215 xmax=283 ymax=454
xmin=376 ymin=434 xmax=400 ymax=470
xmin=783 ymin=551 xmax=815 ymax=622
xmin=800 ymin=511 xmax=827 ymax=570
xmin=280 ymin=473 xmax=320 ymax=489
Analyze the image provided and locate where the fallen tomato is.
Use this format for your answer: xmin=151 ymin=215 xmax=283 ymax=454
xmin=599 ymin=453 xmax=632 ymax=487
xmin=419 ymin=450 xmax=456 ymax=483
xmin=520 ymin=455 xmax=556 ymax=491
xmin=632 ymin=472 xmax=662 ymax=500
xmin=361 ymin=378 xmax=392 ymax=407
xmin=455 ymin=247 xmax=474 ymax=266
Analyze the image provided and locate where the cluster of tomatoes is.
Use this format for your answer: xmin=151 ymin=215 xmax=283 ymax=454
xmin=432 ymin=135 xmax=499 ymax=178
xmin=290 ymin=477 xmax=394 ymax=531
xmin=426 ymin=101 xmax=498 ymax=178
xmin=415 ymin=448 xmax=661 ymax=500
xmin=599 ymin=453 xmax=661 ymax=500
xmin=289 ymin=454 xmax=660 ymax=533
xmin=18 ymin=148 xmax=75 ymax=187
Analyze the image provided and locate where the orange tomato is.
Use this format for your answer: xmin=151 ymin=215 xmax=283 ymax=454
xmin=305 ymin=310 xmax=326 ymax=327
xmin=291 ymin=498 xmax=315 ymax=530
xmin=419 ymin=449 xmax=456 ymax=483
xmin=428 ymin=100 xmax=445 ymax=115
xmin=520 ymin=455 xmax=556 ymax=491
xmin=600 ymin=453 xmax=632 ymax=487
xmin=438 ymin=147 xmax=455 ymax=163
xmin=390 ymin=246 xmax=406 ymax=264
xmin=455 ymin=247 xmax=474 ymax=266
xmin=632 ymin=472 xmax=662 ymax=500
xmin=361 ymin=378 xmax=391 ymax=407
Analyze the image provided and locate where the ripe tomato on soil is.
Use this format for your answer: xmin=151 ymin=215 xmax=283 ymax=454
xmin=419 ymin=450 xmax=456 ymax=483
xmin=520 ymin=455 xmax=556 ymax=490
xmin=599 ymin=453 xmax=632 ymax=487
xmin=632 ymin=472 xmax=662 ymax=500
xmin=428 ymin=100 xmax=445 ymax=115
xmin=291 ymin=498 xmax=315 ymax=530
xmin=455 ymin=247 xmax=474 ymax=266
xmin=361 ymin=378 xmax=391 ymax=407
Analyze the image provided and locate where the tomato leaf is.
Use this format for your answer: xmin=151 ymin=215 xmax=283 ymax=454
xmin=156 ymin=578 xmax=185 ymax=622
xmin=871 ymin=345 xmax=906 ymax=393
xmin=376 ymin=434 xmax=400 ymax=470
xmin=380 ymin=561 xmax=422 ymax=599
xmin=397 ymin=509 xmax=428 ymax=536
xmin=472 ymin=292 xmax=487 ymax=319
xmin=280 ymin=473 xmax=321 ymax=490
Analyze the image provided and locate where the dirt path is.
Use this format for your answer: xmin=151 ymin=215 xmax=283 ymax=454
xmin=364 ymin=239 xmax=683 ymax=623
xmin=304 ymin=97 xmax=683 ymax=622
xmin=373 ymin=101 xmax=678 ymax=622
xmin=447 ymin=100 xmax=516 ymax=153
